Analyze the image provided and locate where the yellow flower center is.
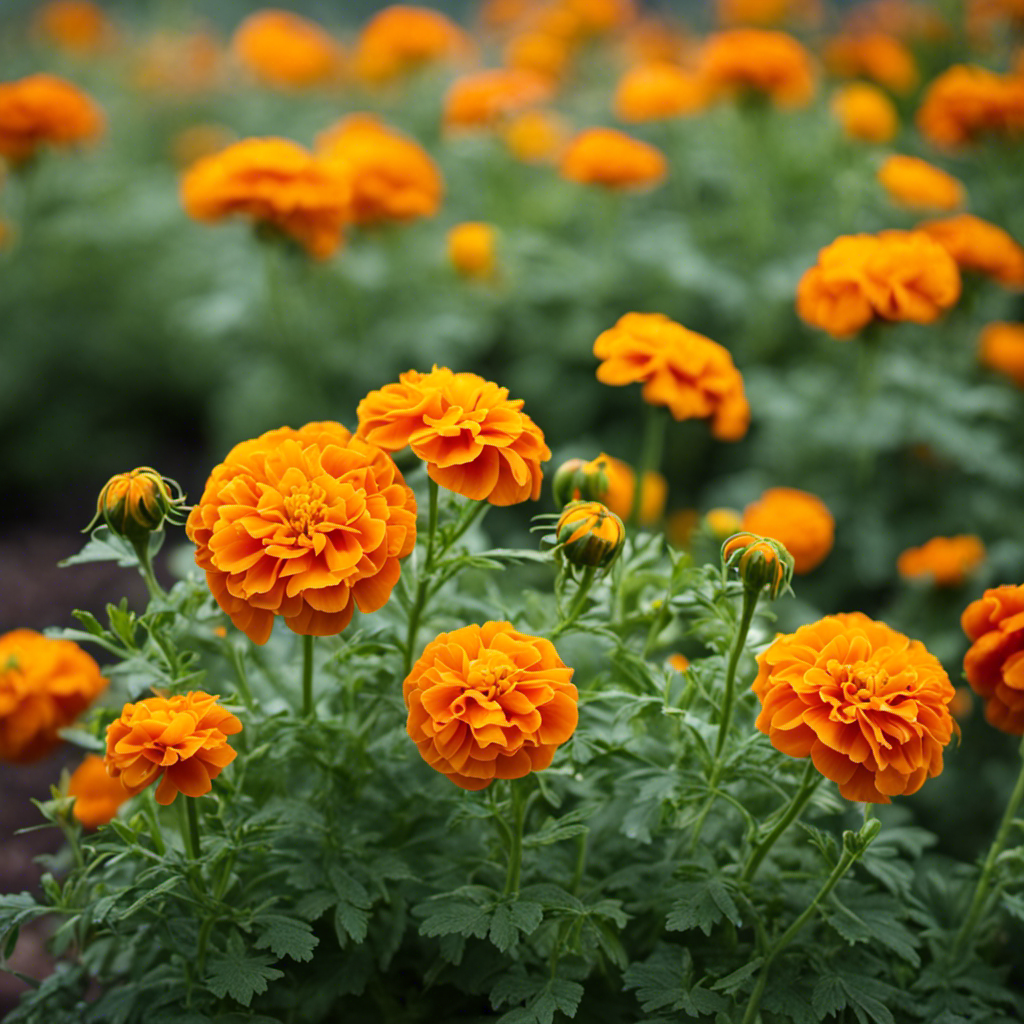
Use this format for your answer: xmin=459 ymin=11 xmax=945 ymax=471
xmin=466 ymin=652 xmax=516 ymax=699
xmin=284 ymin=485 xmax=329 ymax=537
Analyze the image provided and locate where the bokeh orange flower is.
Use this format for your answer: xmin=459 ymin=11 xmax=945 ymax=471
xmin=35 ymin=0 xmax=110 ymax=54
xmin=357 ymin=368 xmax=550 ymax=505
xmin=560 ymin=127 xmax=668 ymax=189
xmin=355 ymin=5 xmax=470 ymax=84
xmin=231 ymin=9 xmax=343 ymax=89
xmin=502 ymin=108 xmax=569 ymax=163
xmin=753 ymin=612 xmax=956 ymax=803
xmin=180 ymin=137 xmax=351 ymax=260
xmin=705 ymin=507 xmax=744 ymax=541
xmin=824 ymin=33 xmax=918 ymax=94
xmin=700 ymin=29 xmax=816 ymax=108
xmin=742 ymin=487 xmax=833 ymax=573
xmin=317 ymin=114 xmax=443 ymax=226
xmin=404 ymin=621 xmax=578 ymax=790
xmin=444 ymin=69 xmax=551 ymax=131
xmin=68 ymin=754 xmax=129 ymax=828
xmin=979 ymin=322 xmax=1024 ymax=386
xmin=577 ymin=453 xmax=666 ymax=526
xmin=916 ymin=65 xmax=1024 ymax=149
xmin=918 ymin=214 xmax=1024 ymax=290
xmin=504 ymin=31 xmax=572 ymax=82
xmin=105 ymin=691 xmax=242 ymax=805
xmin=0 ymin=73 xmax=104 ymax=164
xmin=0 ymin=630 xmax=107 ymax=764
xmin=897 ymin=535 xmax=986 ymax=586
xmin=717 ymin=0 xmax=821 ymax=26
xmin=877 ymin=155 xmax=965 ymax=212
xmin=962 ymin=585 xmax=1024 ymax=734
xmin=593 ymin=313 xmax=750 ymax=439
xmin=563 ymin=0 xmax=637 ymax=35
xmin=614 ymin=63 xmax=707 ymax=123
xmin=187 ymin=422 xmax=417 ymax=644
xmin=831 ymin=82 xmax=898 ymax=143
xmin=447 ymin=222 xmax=498 ymax=280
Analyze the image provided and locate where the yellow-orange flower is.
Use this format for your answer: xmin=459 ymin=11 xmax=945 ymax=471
xmin=502 ymin=108 xmax=569 ymax=163
xmin=447 ymin=222 xmax=498 ymax=280
xmin=573 ymin=453 xmax=666 ymax=526
xmin=231 ymin=9 xmax=343 ymax=89
xmin=705 ymin=507 xmax=744 ymax=540
xmin=916 ymin=65 xmax=1024 ymax=149
xmin=962 ymin=585 xmax=1024 ymax=734
xmin=918 ymin=214 xmax=1024 ymax=290
xmin=504 ymin=32 xmax=572 ymax=82
xmin=621 ymin=17 xmax=691 ymax=66
xmin=742 ymin=487 xmax=833 ymax=574
xmin=668 ymin=653 xmax=691 ymax=672
xmin=700 ymin=29 xmax=816 ymax=108
xmin=317 ymin=114 xmax=443 ymax=226
xmin=877 ymin=155 xmax=965 ymax=212
xmin=68 ymin=754 xmax=129 ymax=828
xmin=824 ymin=33 xmax=918 ymax=94
xmin=186 ymin=422 xmax=417 ymax=644
xmin=614 ymin=63 xmax=707 ymax=123
xmin=444 ymin=69 xmax=552 ymax=131
xmin=830 ymin=82 xmax=898 ymax=143
xmin=560 ymin=127 xmax=668 ymax=190
xmin=717 ymin=0 xmax=821 ymax=26
xmin=593 ymin=313 xmax=750 ymax=439
xmin=180 ymin=137 xmax=350 ymax=260
xmin=797 ymin=230 xmax=961 ymax=337
xmin=355 ymin=5 xmax=470 ymax=83
xmin=563 ymin=0 xmax=637 ymax=35
xmin=104 ymin=691 xmax=242 ymax=805
xmin=0 ymin=74 xmax=104 ymax=164
xmin=753 ymin=612 xmax=956 ymax=803
xmin=357 ymin=368 xmax=550 ymax=505
xmin=404 ymin=621 xmax=578 ymax=790
xmin=35 ymin=0 xmax=109 ymax=54
xmin=556 ymin=500 xmax=625 ymax=568
xmin=0 ymin=630 xmax=106 ymax=764
xmin=897 ymin=535 xmax=985 ymax=586
xmin=979 ymin=322 xmax=1024 ymax=386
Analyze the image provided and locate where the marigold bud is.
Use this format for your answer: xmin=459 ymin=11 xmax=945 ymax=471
xmin=722 ymin=531 xmax=794 ymax=599
xmin=87 ymin=466 xmax=185 ymax=542
xmin=551 ymin=456 xmax=610 ymax=508
xmin=556 ymin=500 xmax=625 ymax=569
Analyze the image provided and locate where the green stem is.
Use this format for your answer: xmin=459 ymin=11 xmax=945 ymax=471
xmin=631 ymin=405 xmax=667 ymax=528
xmin=951 ymin=735 xmax=1024 ymax=960
xmin=143 ymin=790 xmax=167 ymax=857
xmin=503 ymin=780 xmax=527 ymax=897
xmin=227 ymin=643 xmax=255 ymax=713
xmin=302 ymin=635 xmax=315 ymax=718
xmin=131 ymin=537 xmax=166 ymax=600
xmin=550 ymin=566 xmax=597 ymax=640
xmin=642 ymin=595 xmax=672 ymax=658
xmin=178 ymin=797 xmax=200 ymax=860
xmin=570 ymin=831 xmax=587 ymax=896
xmin=403 ymin=478 xmax=440 ymax=676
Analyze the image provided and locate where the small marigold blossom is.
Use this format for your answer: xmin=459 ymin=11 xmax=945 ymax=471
xmin=68 ymin=754 xmax=129 ymax=828
xmin=700 ymin=29 xmax=816 ymax=107
xmin=877 ymin=155 xmax=965 ymax=212
xmin=36 ymin=1 xmax=109 ymax=54
xmin=447 ymin=222 xmax=497 ymax=279
xmin=897 ymin=535 xmax=985 ymax=587
xmin=979 ymin=322 xmax=1024 ymax=386
xmin=355 ymin=5 xmax=470 ymax=83
xmin=753 ymin=612 xmax=957 ymax=803
xmin=443 ymin=69 xmax=551 ymax=131
xmin=742 ymin=487 xmax=833 ymax=574
xmin=559 ymin=127 xmax=668 ymax=190
xmin=831 ymin=82 xmax=898 ymax=143
xmin=961 ymin=585 xmax=1024 ymax=734
xmin=0 ymin=73 xmax=104 ymax=164
xmin=918 ymin=214 xmax=1024 ymax=290
xmin=613 ymin=63 xmax=707 ymax=123
xmin=824 ymin=33 xmax=918 ymax=93
xmin=231 ymin=9 xmax=343 ymax=89
xmin=916 ymin=64 xmax=1024 ymax=148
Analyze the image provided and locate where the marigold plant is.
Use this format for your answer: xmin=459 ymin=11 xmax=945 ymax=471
xmin=877 ymin=154 xmax=965 ymax=212
xmin=897 ymin=535 xmax=986 ymax=586
xmin=830 ymin=82 xmax=898 ymax=143
xmin=699 ymin=28 xmax=816 ymax=107
xmin=355 ymin=4 xmax=470 ymax=83
xmin=916 ymin=65 xmax=1024 ymax=148
xmin=918 ymin=214 xmax=1024 ymax=290
xmin=559 ymin=127 xmax=668 ymax=190
xmin=741 ymin=486 xmax=833 ymax=573
xmin=961 ymin=585 xmax=1024 ymax=734
xmin=231 ymin=9 xmax=343 ymax=89
xmin=0 ymin=73 xmax=104 ymax=164
xmin=613 ymin=63 xmax=707 ymax=123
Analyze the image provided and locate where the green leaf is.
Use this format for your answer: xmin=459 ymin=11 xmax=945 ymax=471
xmin=418 ymin=900 xmax=491 ymax=940
xmin=665 ymin=879 xmax=742 ymax=936
xmin=334 ymin=901 xmax=369 ymax=945
xmin=205 ymin=934 xmax=284 ymax=1006
xmin=60 ymin=528 xmax=139 ymax=568
xmin=825 ymin=895 xmax=920 ymax=967
xmin=711 ymin=958 xmax=763 ymax=995
xmin=0 ymin=893 xmax=48 ymax=953
xmin=252 ymin=914 xmax=318 ymax=962
xmin=812 ymin=976 xmax=847 ymax=1018
xmin=840 ymin=973 xmax=897 ymax=1024
xmin=487 ymin=899 xmax=543 ymax=952
xmin=623 ymin=946 xmax=729 ymax=1016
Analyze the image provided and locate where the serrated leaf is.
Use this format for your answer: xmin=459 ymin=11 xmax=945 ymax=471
xmin=826 ymin=896 xmax=920 ymax=966
xmin=293 ymin=889 xmax=336 ymax=922
xmin=712 ymin=958 xmax=763 ymax=994
xmin=334 ymin=901 xmax=369 ymax=945
xmin=253 ymin=914 xmax=318 ymax=962
xmin=665 ymin=879 xmax=741 ymax=935
xmin=419 ymin=900 xmax=491 ymax=940
xmin=812 ymin=976 xmax=847 ymax=1018
xmin=205 ymin=937 xmax=283 ymax=1006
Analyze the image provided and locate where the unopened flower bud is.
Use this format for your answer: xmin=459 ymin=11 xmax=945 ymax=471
xmin=722 ymin=532 xmax=794 ymax=600
xmin=556 ymin=500 xmax=625 ymax=569
xmin=86 ymin=467 xmax=185 ymax=542
xmin=551 ymin=455 xmax=610 ymax=508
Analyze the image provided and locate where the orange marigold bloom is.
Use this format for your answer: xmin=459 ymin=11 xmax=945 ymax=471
xmin=68 ymin=754 xmax=129 ymax=828
xmin=742 ymin=487 xmax=833 ymax=574
xmin=962 ymin=585 xmax=1024 ymax=734
xmin=317 ymin=114 xmax=443 ymax=226
xmin=180 ymin=137 xmax=350 ymax=261
xmin=356 ymin=368 xmax=550 ymax=505
xmin=717 ymin=0 xmax=821 ymax=26
xmin=593 ymin=313 xmax=750 ymax=439
xmin=444 ymin=69 xmax=552 ymax=131
xmin=404 ymin=621 xmax=578 ymax=790
xmin=447 ymin=222 xmax=498 ymax=280
xmin=877 ymin=155 xmax=965 ymax=212
xmin=831 ymin=82 xmax=898 ymax=143
xmin=916 ymin=65 xmax=1024 ymax=149
xmin=560 ymin=127 xmax=668 ymax=190
xmin=668 ymin=653 xmax=691 ymax=672
xmin=897 ymin=535 xmax=986 ymax=586
xmin=754 ymin=612 xmax=956 ymax=803
xmin=186 ymin=422 xmax=417 ymax=644
xmin=355 ymin=5 xmax=470 ymax=83
xmin=0 ymin=74 xmax=104 ymax=164
xmin=700 ymin=29 xmax=816 ymax=108
xmin=824 ymin=33 xmax=918 ymax=94
xmin=0 ymin=630 xmax=107 ymax=764
xmin=614 ymin=63 xmax=707 ymax=123
xmin=35 ymin=1 xmax=109 ymax=54
xmin=231 ymin=9 xmax=343 ymax=89
xmin=105 ymin=691 xmax=242 ymax=805
xmin=502 ymin=108 xmax=569 ymax=163
xmin=918 ymin=214 xmax=1024 ymax=290
xmin=979 ymin=322 xmax=1024 ymax=386
xmin=504 ymin=32 xmax=572 ymax=82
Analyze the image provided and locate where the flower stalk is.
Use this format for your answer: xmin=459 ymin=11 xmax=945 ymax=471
xmin=631 ymin=404 xmax=666 ymax=528
xmin=178 ymin=797 xmax=201 ymax=861
xmin=503 ymin=779 xmax=527 ymax=897
xmin=301 ymin=635 xmax=315 ymax=718
xmin=404 ymin=477 xmax=440 ymax=676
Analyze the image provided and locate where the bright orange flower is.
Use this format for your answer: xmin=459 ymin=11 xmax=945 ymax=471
xmin=877 ymin=155 xmax=965 ymax=212
xmin=444 ymin=69 xmax=552 ymax=131
xmin=700 ymin=29 xmax=816 ymax=108
xmin=35 ymin=1 xmax=109 ymax=54
xmin=824 ymin=33 xmax=918 ymax=94
xmin=180 ymin=137 xmax=350 ymax=260
xmin=614 ymin=63 xmax=707 ymax=123
xmin=593 ymin=313 xmax=750 ymax=439
xmin=916 ymin=65 xmax=1024 ymax=149
xmin=962 ymin=585 xmax=1024 ymax=734
xmin=0 ymin=630 xmax=107 ymax=764
xmin=0 ymin=74 xmax=104 ymax=164
xmin=742 ymin=487 xmax=833 ymax=574
xmin=356 ymin=368 xmax=550 ymax=505
xmin=560 ymin=127 xmax=668 ymax=190
xmin=753 ymin=612 xmax=956 ymax=803
xmin=668 ymin=653 xmax=691 ymax=672
xmin=68 ymin=754 xmax=129 ymax=828
xmin=187 ymin=422 xmax=417 ymax=644
xmin=918 ymin=214 xmax=1024 ymax=290
xmin=830 ymin=82 xmax=898 ymax=143
xmin=979 ymin=322 xmax=1024 ymax=386
xmin=569 ymin=453 xmax=666 ymax=526
xmin=231 ymin=9 xmax=343 ymax=89
xmin=504 ymin=31 xmax=572 ymax=82
xmin=502 ymin=108 xmax=569 ymax=163
xmin=355 ymin=5 xmax=470 ymax=83
xmin=563 ymin=0 xmax=636 ymax=35
xmin=404 ymin=621 xmax=578 ymax=790
xmin=717 ymin=0 xmax=821 ymax=26
xmin=105 ymin=692 xmax=242 ymax=805
xmin=134 ymin=31 xmax=224 ymax=96
xmin=447 ymin=222 xmax=498 ymax=280
xmin=317 ymin=114 xmax=443 ymax=226
xmin=897 ymin=535 xmax=986 ymax=586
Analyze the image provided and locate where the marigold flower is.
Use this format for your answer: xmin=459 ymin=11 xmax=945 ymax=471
xmin=571 ymin=453 xmax=666 ymax=526
xmin=897 ymin=535 xmax=985 ymax=587
xmin=355 ymin=5 xmax=470 ymax=84
xmin=0 ymin=74 xmax=104 ymax=164
xmin=918 ymin=214 xmax=1024 ymax=290
xmin=502 ymin=108 xmax=569 ymax=163
xmin=447 ymin=222 xmax=498 ymax=280
xmin=742 ymin=487 xmax=833 ymax=574
xmin=564 ymin=0 xmax=636 ymax=35
xmin=504 ymin=32 xmax=572 ymax=82
xmin=356 ymin=368 xmax=550 ymax=505
xmin=593 ymin=313 xmax=750 ymax=439
xmin=186 ymin=422 xmax=417 ymax=644
xmin=831 ymin=83 xmax=898 ymax=143
xmin=614 ymin=63 xmax=707 ymax=123
xmin=717 ymin=0 xmax=821 ymax=26
xmin=700 ymin=29 xmax=816 ymax=108
xmin=35 ymin=0 xmax=110 ymax=54
xmin=962 ymin=585 xmax=1024 ymax=734
xmin=560 ymin=127 xmax=668 ymax=190
xmin=979 ymin=322 xmax=1024 ymax=386
xmin=180 ymin=137 xmax=350 ymax=261
xmin=877 ymin=155 xmax=965 ymax=212
xmin=232 ymin=10 xmax=343 ymax=89
xmin=317 ymin=114 xmax=443 ymax=226
xmin=668 ymin=653 xmax=690 ymax=672
xmin=444 ymin=69 xmax=552 ymax=131
xmin=916 ymin=65 xmax=1024 ymax=149
xmin=87 ymin=466 xmax=184 ymax=542
xmin=754 ymin=612 xmax=956 ymax=803
xmin=556 ymin=500 xmax=625 ymax=569
xmin=68 ymin=754 xmax=129 ymax=828
xmin=722 ymin=532 xmax=793 ymax=598
xmin=0 ymin=630 xmax=107 ymax=764
xmin=824 ymin=33 xmax=918 ymax=94
xmin=105 ymin=691 xmax=242 ymax=805
xmin=404 ymin=621 xmax=578 ymax=790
